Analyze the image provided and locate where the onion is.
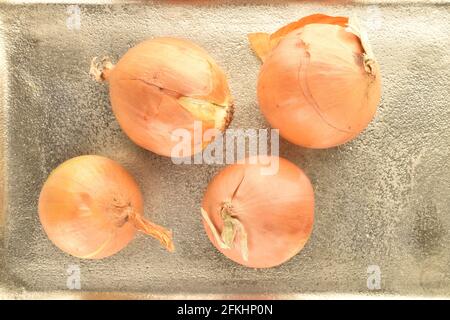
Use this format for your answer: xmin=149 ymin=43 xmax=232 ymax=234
xmin=90 ymin=37 xmax=234 ymax=157
xmin=38 ymin=155 xmax=174 ymax=259
xmin=201 ymin=156 xmax=314 ymax=268
xmin=248 ymin=14 xmax=382 ymax=148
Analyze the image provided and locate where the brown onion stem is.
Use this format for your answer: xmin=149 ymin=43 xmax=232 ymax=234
xmin=346 ymin=15 xmax=377 ymax=76
xmin=201 ymin=204 xmax=248 ymax=261
xmin=248 ymin=32 xmax=271 ymax=62
xmin=201 ymin=208 xmax=229 ymax=249
xmin=128 ymin=210 xmax=175 ymax=252
xmin=221 ymin=203 xmax=248 ymax=261
xmin=90 ymin=56 xmax=114 ymax=82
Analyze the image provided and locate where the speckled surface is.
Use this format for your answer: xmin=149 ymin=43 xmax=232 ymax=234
xmin=0 ymin=1 xmax=449 ymax=298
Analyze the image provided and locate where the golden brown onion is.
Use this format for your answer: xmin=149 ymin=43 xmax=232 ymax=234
xmin=249 ymin=14 xmax=382 ymax=148
xmin=90 ymin=37 xmax=234 ymax=157
xmin=201 ymin=156 xmax=314 ymax=268
xmin=38 ymin=155 xmax=174 ymax=259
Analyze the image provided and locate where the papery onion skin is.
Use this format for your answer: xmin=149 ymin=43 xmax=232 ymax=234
xmin=38 ymin=155 xmax=174 ymax=259
xmin=92 ymin=37 xmax=234 ymax=157
xmin=249 ymin=15 xmax=382 ymax=148
xmin=201 ymin=156 xmax=314 ymax=268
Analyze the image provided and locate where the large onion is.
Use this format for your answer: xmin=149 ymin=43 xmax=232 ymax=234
xmin=248 ymin=14 xmax=382 ymax=148
xmin=38 ymin=155 xmax=174 ymax=259
xmin=90 ymin=37 xmax=234 ymax=157
xmin=201 ymin=156 xmax=314 ymax=268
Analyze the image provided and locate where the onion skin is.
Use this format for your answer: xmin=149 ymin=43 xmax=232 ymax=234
xmin=91 ymin=37 xmax=234 ymax=157
xmin=38 ymin=155 xmax=174 ymax=259
xmin=249 ymin=14 xmax=382 ymax=148
xmin=201 ymin=156 xmax=314 ymax=268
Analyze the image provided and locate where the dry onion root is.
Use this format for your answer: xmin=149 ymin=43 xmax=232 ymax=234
xmin=248 ymin=14 xmax=382 ymax=148
xmin=90 ymin=37 xmax=234 ymax=157
xmin=38 ymin=155 xmax=174 ymax=259
xmin=201 ymin=156 xmax=314 ymax=268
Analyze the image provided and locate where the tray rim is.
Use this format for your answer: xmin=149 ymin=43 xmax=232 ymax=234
xmin=1 ymin=0 xmax=449 ymax=300
xmin=1 ymin=288 xmax=445 ymax=300
xmin=1 ymin=0 xmax=449 ymax=5
xmin=0 ymin=5 xmax=8 ymax=298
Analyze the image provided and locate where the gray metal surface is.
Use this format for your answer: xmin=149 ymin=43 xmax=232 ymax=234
xmin=0 ymin=1 xmax=449 ymax=299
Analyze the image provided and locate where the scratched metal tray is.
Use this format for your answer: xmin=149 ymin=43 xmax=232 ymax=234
xmin=0 ymin=0 xmax=449 ymax=299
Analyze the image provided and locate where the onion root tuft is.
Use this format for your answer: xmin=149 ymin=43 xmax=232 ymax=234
xmin=90 ymin=56 xmax=114 ymax=82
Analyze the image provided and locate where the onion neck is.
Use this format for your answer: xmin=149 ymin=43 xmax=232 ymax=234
xmin=90 ymin=56 xmax=114 ymax=82
xmin=117 ymin=205 xmax=174 ymax=252
xmin=201 ymin=202 xmax=248 ymax=261
xmin=346 ymin=15 xmax=377 ymax=77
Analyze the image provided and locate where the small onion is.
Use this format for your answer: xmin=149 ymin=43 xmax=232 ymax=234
xmin=90 ymin=37 xmax=234 ymax=157
xmin=248 ymin=14 xmax=382 ymax=148
xmin=38 ymin=155 xmax=174 ymax=259
xmin=201 ymin=156 xmax=314 ymax=268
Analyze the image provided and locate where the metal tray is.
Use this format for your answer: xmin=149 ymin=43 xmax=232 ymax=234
xmin=0 ymin=0 xmax=449 ymax=299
